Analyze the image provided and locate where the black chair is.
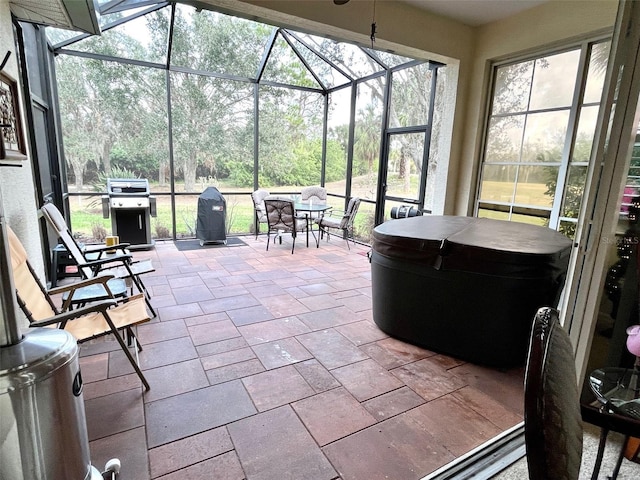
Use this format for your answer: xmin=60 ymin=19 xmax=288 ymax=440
xmin=524 ymin=307 xmax=583 ymax=480
xmin=264 ymin=197 xmax=308 ymax=254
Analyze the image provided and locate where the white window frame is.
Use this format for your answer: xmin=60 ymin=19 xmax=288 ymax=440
xmin=475 ymin=37 xmax=611 ymax=236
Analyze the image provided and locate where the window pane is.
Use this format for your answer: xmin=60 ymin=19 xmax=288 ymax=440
xmin=354 ymin=201 xmax=375 ymax=244
xmin=477 ymin=208 xmax=510 ymax=221
xmin=69 ymin=195 xmax=111 ymax=240
xmin=514 ymin=165 xmax=558 ymax=207
xmin=492 ymin=61 xmax=533 ymax=114
xmin=171 ymin=72 xmax=254 ymax=192
xmin=584 ymin=41 xmax=611 ymax=104
xmin=70 ymin=8 xmax=170 ymax=64
xmin=287 ymin=34 xmax=351 ymax=89
xmin=511 ymin=212 xmax=549 ymax=227
xmin=46 ymin=27 xmax=83 ymax=46
xmin=424 ymin=67 xmax=448 ymax=214
xmin=56 ymin=56 xmax=168 ymax=190
xmin=326 ymin=86 xmax=351 ymax=198
xmin=151 ymin=195 xmax=172 ymax=240
xmin=295 ymin=33 xmax=384 ymax=79
xmin=98 ymin=5 xmax=158 ymax=29
xmin=262 ymin=33 xmax=321 ymax=88
xmin=529 ymin=49 xmax=580 ymax=110
xmin=353 ymin=79 xmax=385 ymax=201
xmin=385 ymin=133 xmax=425 ymax=201
xmin=258 ymin=85 xmax=324 ymax=189
xmin=96 ymin=0 xmax=153 ymax=12
xmin=384 ymin=199 xmax=418 ymax=221
xmin=363 ymin=48 xmax=416 ymax=68
xmin=175 ymin=194 xmax=199 ymax=238
xmin=561 ymin=165 xmax=587 ymax=218
xmin=485 ymin=115 xmax=524 ymax=163
xmin=389 ymin=63 xmax=432 ymax=128
xmin=171 ymin=5 xmax=271 ymax=78
xmin=222 ymin=193 xmax=255 ymax=235
xmin=479 ymin=164 xmax=516 ymax=203
xmin=559 ymin=220 xmax=577 ymax=240
xmin=573 ymin=105 xmax=599 ymax=163
xmin=521 ymin=111 xmax=569 ymax=163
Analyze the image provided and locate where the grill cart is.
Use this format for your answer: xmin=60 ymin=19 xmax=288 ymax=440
xmin=196 ymin=187 xmax=226 ymax=246
xmin=102 ymin=178 xmax=156 ymax=250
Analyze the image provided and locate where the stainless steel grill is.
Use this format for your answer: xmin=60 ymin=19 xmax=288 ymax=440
xmin=102 ymin=178 xmax=156 ymax=249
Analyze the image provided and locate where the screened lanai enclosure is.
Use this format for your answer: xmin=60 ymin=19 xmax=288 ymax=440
xmin=45 ymin=0 xmax=446 ymax=242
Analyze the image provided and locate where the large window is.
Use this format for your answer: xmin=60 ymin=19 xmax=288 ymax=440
xmin=476 ymin=40 xmax=610 ymax=238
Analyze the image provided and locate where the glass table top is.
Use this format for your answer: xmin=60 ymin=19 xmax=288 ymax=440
xmin=589 ymin=367 xmax=640 ymax=419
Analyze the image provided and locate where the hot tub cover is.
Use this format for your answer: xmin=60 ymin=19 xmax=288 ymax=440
xmin=370 ymin=215 xmax=573 ymax=366
xmin=373 ymin=215 xmax=572 ymax=277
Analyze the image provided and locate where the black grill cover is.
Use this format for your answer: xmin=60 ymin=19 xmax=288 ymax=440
xmin=371 ymin=215 xmax=573 ymax=366
xmin=196 ymin=187 xmax=226 ymax=243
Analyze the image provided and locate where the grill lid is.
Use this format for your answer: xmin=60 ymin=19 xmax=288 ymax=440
xmin=107 ymin=178 xmax=150 ymax=196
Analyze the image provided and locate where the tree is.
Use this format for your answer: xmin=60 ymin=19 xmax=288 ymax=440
xmin=54 ymin=4 xmax=431 ymax=200
xmin=168 ymin=8 xmax=268 ymax=191
xmin=55 ymin=26 xmax=164 ymax=187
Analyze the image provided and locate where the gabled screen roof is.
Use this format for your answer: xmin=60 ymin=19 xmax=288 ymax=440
xmin=46 ymin=1 xmax=433 ymax=91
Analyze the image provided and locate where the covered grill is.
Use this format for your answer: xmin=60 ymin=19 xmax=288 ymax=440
xmin=196 ymin=187 xmax=227 ymax=246
xmin=102 ymin=178 xmax=156 ymax=249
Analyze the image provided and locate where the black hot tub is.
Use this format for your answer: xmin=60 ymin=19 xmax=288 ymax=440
xmin=371 ymin=215 xmax=572 ymax=367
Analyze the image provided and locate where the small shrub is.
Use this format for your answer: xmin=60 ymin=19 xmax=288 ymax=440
xmin=92 ymin=223 xmax=108 ymax=242
xmin=155 ymin=223 xmax=171 ymax=239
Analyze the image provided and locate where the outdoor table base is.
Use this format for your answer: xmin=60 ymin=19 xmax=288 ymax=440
xmin=294 ymin=202 xmax=331 ymax=247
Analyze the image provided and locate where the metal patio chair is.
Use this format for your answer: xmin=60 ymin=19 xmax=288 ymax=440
xmin=315 ymin=196 xmax=360 ymax=250
xmin=41 ymin=202 xmax=156 ymax=317
xmin=264 ymin=197 xmax=308 ymax=254
xmin=8 ymin=226 xmax=151 ymax=391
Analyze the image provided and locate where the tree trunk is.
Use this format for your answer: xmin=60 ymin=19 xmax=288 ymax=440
xmin=101 ymin=142 xmax=112 ymax=174
xmin=159 ymin=161 xmax=168 ymax=186
xmin=68 ymin=157 xmax=86 ymax=190
xmin=400 ymin=148 xmax=410 ymax=193
xmin=183 ymin=151 xmax=197 ymax=192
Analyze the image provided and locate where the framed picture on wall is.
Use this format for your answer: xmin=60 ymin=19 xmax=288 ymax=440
xmin=0 ymin=72 xmax=26 ymax=161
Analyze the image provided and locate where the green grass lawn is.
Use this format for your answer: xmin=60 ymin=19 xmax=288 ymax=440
xmin=71 ymin=175 xmax=538 ymax=245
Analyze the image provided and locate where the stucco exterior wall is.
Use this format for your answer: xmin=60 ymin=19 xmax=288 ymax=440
xmin=0 ymin=0 xmax=45 ymax=330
